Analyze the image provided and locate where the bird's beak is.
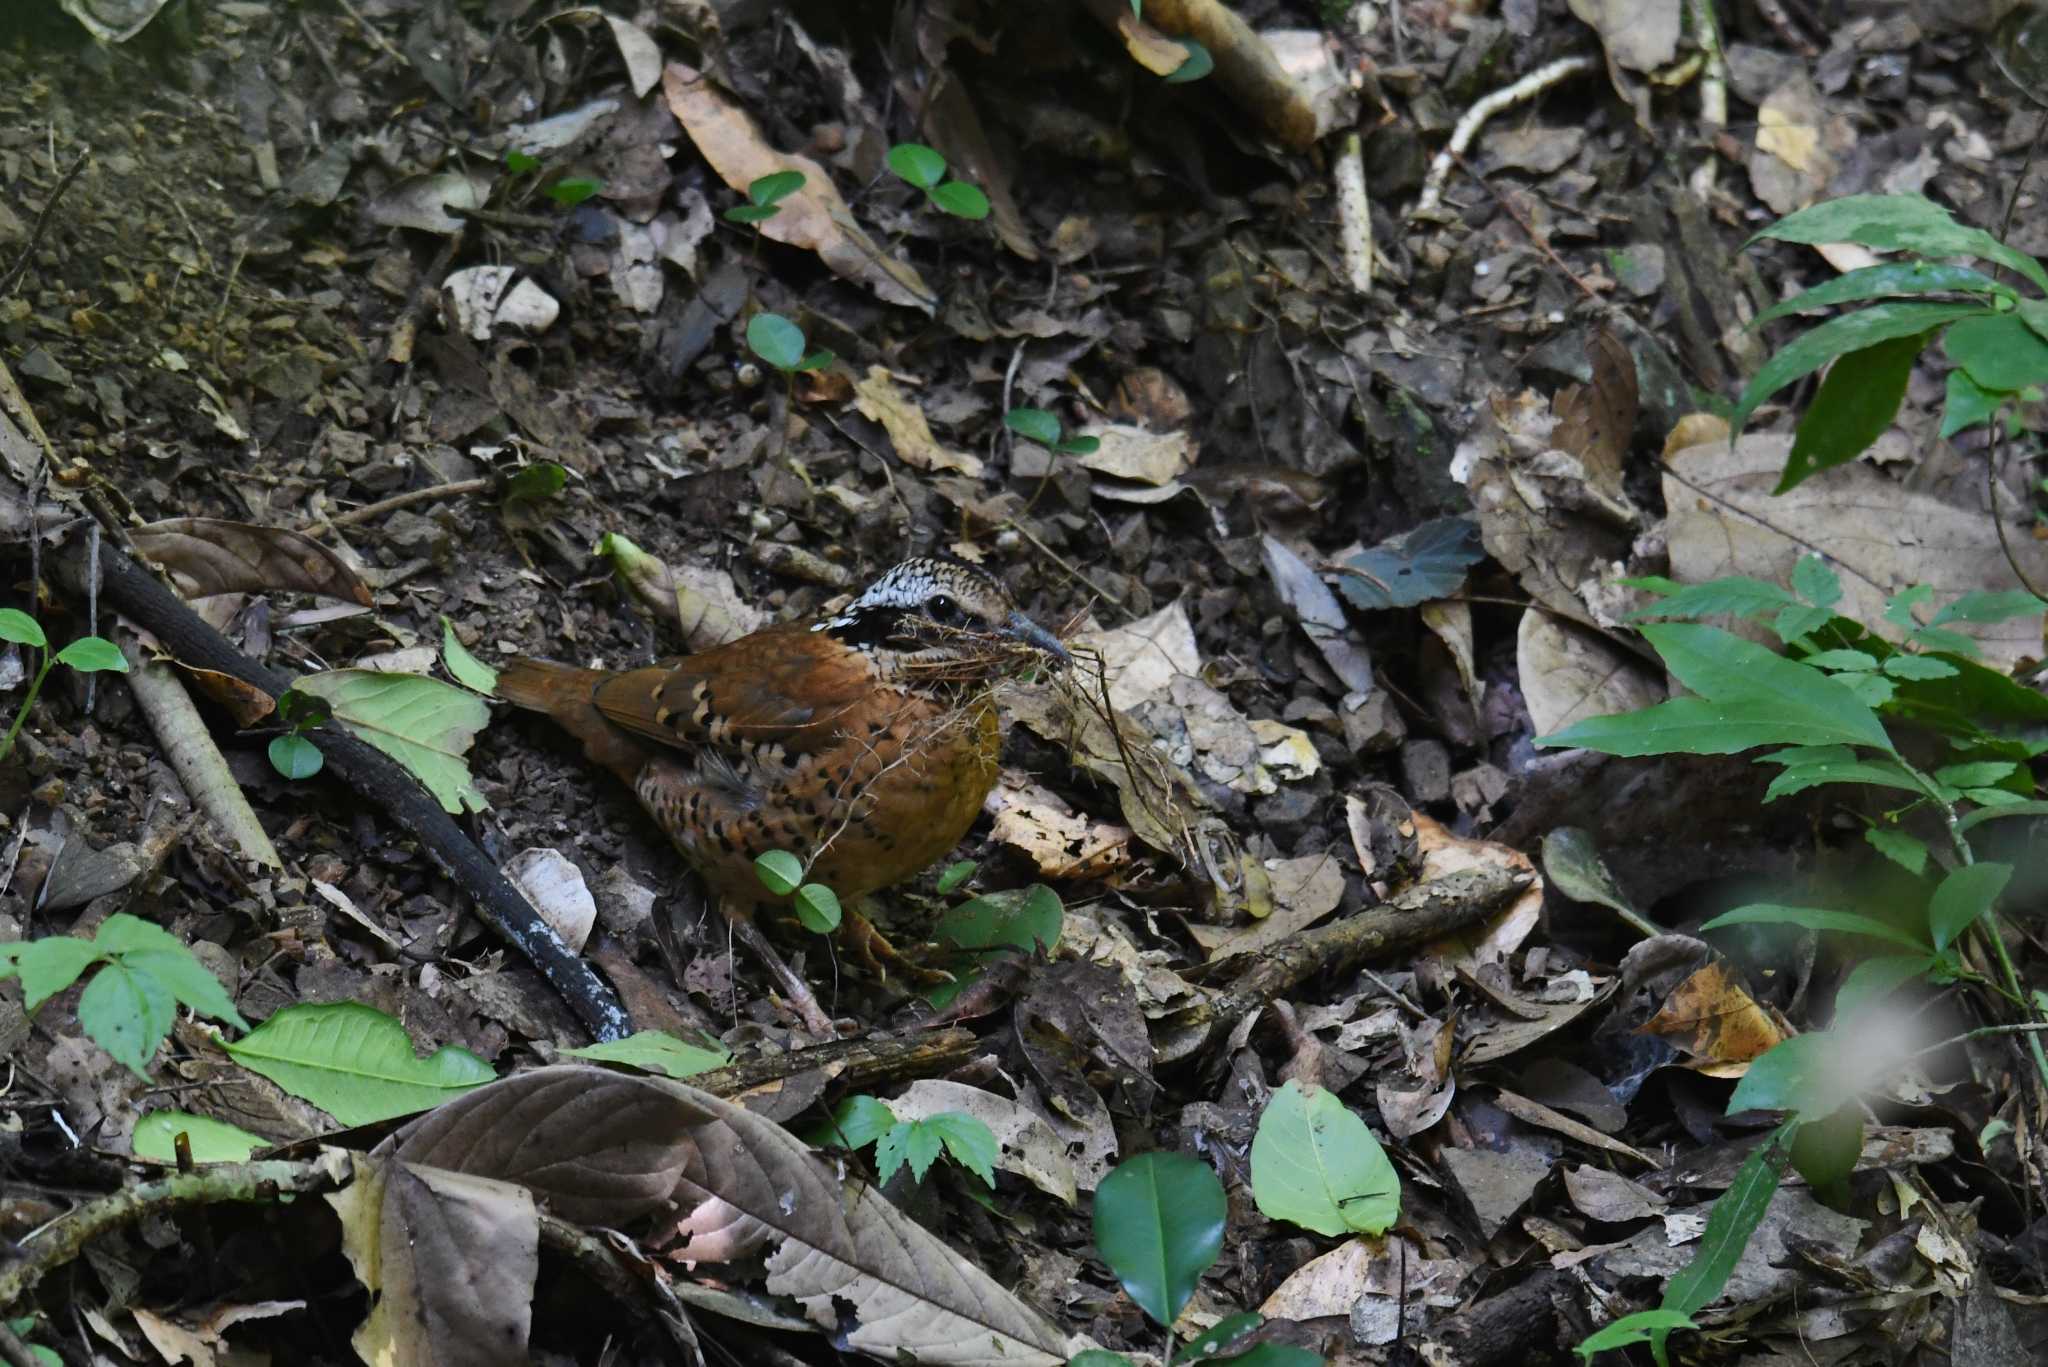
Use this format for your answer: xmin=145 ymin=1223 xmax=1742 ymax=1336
xmin=1002 ymin=611 xmax=1071 ymax=664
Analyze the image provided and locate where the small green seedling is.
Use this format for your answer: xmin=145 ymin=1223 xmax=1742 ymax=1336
xmin=745 ymin=312 xmax=835 ymax=377
xmin=755 ymin=849 xmax=843 ymax=933
xmin=810 ymin=1093 xmax=997 ymax=1188
xmin=885 ymin=143 xmax=990 ymax=221
xmin=504 ymin=150 xmax=604 ymax=208
xmin=1004 ymin=406 xmax=1100 ymax=456
xmin=502 ymin=461 xmax=568 ymax=507
xmin=726 ymin=170 xmax=805 ymax=225
xmin=935 ymin=859 xmax=977 ymax=894
xmin=268 ymin=688 xmax=332 ymax=781
xmin=1163 ymin=39 xmax=1213 ymax=84
xmin=0 ymin=607 xmax=128 ymax=762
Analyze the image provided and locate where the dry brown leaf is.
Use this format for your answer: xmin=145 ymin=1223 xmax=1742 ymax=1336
xmin=1566 ymin=0 xmax=1681 ymax=71
xmin=1550 ymin=328 xmax=1638 ymax=504
xmin=986 ymin=772 xmax=1134 ymax=882
xmin=133 ymin=517 xmax=372 ymax=605
xmin=662 ymin=63 xmax=934 ymax=312
xmin=1516 ymin=611 xmax=1663 ymax=736
xmin=174 ymin=662 xmax=278 ymax=727
xmin=1635 ymin=957 xmax=1785 ymax=1071
xmin=852 ymin=368 xmax=985 ymax=476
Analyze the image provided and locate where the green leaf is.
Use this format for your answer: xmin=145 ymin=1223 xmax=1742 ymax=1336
xmin=1772 ymin=602 xmax=1836 ymax=643
xmin=1336 ymin=517 xmax=1485 ymax=610
xmin=928 ymin=885 xmax=1065 ymax=1009
xmin=876 ymin=1119 xmax=944 ymax=1184
xmin=275 ymin=688 xmax=332 ymax=729
xmin=1791 ymin=555 xmax=1842 ymax=609
xmin=132 ymin=1110 xmax=270 ymax=1164
xmin=929 ymin=180 xmax=991 ymax=219
xmin=1928 ymin=861 xmax=2011 ymax=952
xmin=794 ymin=348 xmax=835 ymax=372
xmin=1944 ymin=313 xmax=2048 ymax=391
xmin=935 ymin=859 xmax=977 ymax=894
xmin=12 ymin=936 xmax=104 ymax=1011
xmin=746 ymin=312 xmax=807 ymax=371
xmin=1005 ymin=407 xmax=1064 ymax=445
xmin=440 ymin=616 xmax=498 ymax=694
xmin=1070 ymin=1354 xmax=1136 ymax=1367
xmin=1800 ymin=650 xmax=1876 ymax=671
xmin=504 ymin=150 xmax=541 ymax=174
xmin=562 ymin=1029 xmax=730 ymax=1078
xmin=815 ymin=1094 xmax=897 ymax=1150
xmin=1173 ymin=1314 xmax=1263 ymax=1365
xmin=1931 ymin=589 xmax=2047 ymax=627
xmin=1054 ymin=435 xmax=1101 ymax=455
xmin=1730 ymin=301 xmax=1993 ymax=435
xmin=543 ymin=176 xmax=603 ymax=207
xmin=1699 ymin=903 xmax=1929 ymax=952
xmin=1576 ymin=1309 xmax=1699 ymax=1360
xmin=1835 ymin=953 xmax=1934 ymax=1016
xmin=503 ymin=461 xmax=567 ymax=505
xmin=93 ymin=913 xmax=249 ymax=1030
xmin=1249 ymin=1080 xmax=1401 ymax=1236
xmin=0 ymin=607 xmax=46 ymax=648
xmin=1749 ymin=193 xmax=2048 ymax=294
xmin=1757 ymin=747 xmax=1924 ymax=801
xmin=1941 ymin=367 xmax=2009 ymax=438
xmin=1728 ymin=1036 xmax=1848 ymax=1121
xmin=794 ymin=882 xmax=842 ymax=933
xmin=1789 ymin=1103 xmax=1863 ymax=1196
xmin=1624 ymin=575 xmax=1799 ymax=623
xmin=754 ymin=850 xmax=803 ymax=896
xmin=1881 ymin=654 xmax=1959 ymax=680
xmin=79 ymin=957 xmax=177 ymax=1076
xmin=725 ymin=204 xmax=779 ymax=224
xmin=886 ymin=142 xmax=947 ymax=189
xmin=1661 ymin=1121 xmax=1795 ymax=1320
xmin=1864 ymin=827 xmax=1928 ymax=876
xmin=1933 ymin=760 xmax=2020 ymax=787
xmin=1959 ymin=798 xmax=2048 ymax=834
xmin=749 ymin=170 xmax=805 ymax=206
xmin=268 ymin=733 xmax=325 ymax=780
xmin=1093 ymin=1152 xmax=1227 ymax=1329
xmin=222 ymin=1001 xmax=494 ymax=1125
xmin=924 ymin=1112 xmax=999 ymax=1186
xmin=290 ymin=670 xmax=490 ymax=814
xmin=53 ymin=636 xmax=128 ymax=673
xmin=1164 ymin=39 xmax=1213 ymax=82
xmin=1777 ymin=332 xmax=1926 ymax=492
xmin=1753 ymin=260 xmax=2012 ymax=325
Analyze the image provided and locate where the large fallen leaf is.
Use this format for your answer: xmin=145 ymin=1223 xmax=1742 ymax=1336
xmin=1664 ymin=433 xmax=2048 ymax=671
xmin=1516 ymin=611 xmax=1664 ymax=735
xmin=294 ymin=668 xmax=491 ymax=813
xmin=133 ymin=517 xmax=372 ymax=605
xmin=223 ymin=1002 xmax=495 ymax=1125
xmin=853 ymin=368 xmax=984 ymax=475
xmin=662 ymin=62 xmax=935 ymax=312
xmin=888 ymin=1079 xmax=1077 ymax=1205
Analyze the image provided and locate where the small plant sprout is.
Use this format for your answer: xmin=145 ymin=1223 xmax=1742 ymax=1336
xmin=754 ymin=849 xmax=843 ymax=933
xmin=503 ymin=150 xmax=603 ymax=208
xmin=885 ymin=143 xmax=991 ymax=221
xmin=1003 ymin=406 xmax=1100 ymax=456
xmin=0 ymin=607 xmax=128 ymax=762
xmin=725 ymin=170 xmax=805 ymax=225
xmin=745 ymin=312 xmax=834 ymax=376
xmin=268 ymin=688 xmax=332 ymax=781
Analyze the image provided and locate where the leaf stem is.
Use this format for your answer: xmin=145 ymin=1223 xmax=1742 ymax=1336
xmin=0 ymin=655 xmax=54 ymax=762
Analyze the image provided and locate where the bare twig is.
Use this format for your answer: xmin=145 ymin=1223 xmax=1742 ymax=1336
xmin=299 ymin=477 xmax=492 ymax=537
xmin=1414 ymin=55 xmax=1598 ymax=217
xmin=0 ymin=148 xmax=92 ymax=302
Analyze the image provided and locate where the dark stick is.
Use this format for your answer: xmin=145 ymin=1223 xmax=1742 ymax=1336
xmin=53 ymin=537 xmax=631 ymax=1042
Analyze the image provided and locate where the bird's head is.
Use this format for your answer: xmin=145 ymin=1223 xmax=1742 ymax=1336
xmin=815 ymin=557 xmax=1069 ymax=680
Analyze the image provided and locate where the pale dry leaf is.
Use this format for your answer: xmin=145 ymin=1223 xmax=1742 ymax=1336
xmin=888 ymin=1079 xmax=1078 ymax=1205
xmin=1188 ymin=855 xmax=1344 ymax=961
xmin=503 ymin=848 xmax=597 ymax=953
xmin=1072 ymin=423 xmax=1193 ymax=485
xmin=1566 ymin=0 xmax=1681 ymax=71
xmin=985 ymin=772 xmax=1134 ymax=882
xmin=133 ymin=517 xmax=372 ymax=605
xmin=852 ymin=368 xmax=984 ymax=476
xmin=1516 ymin=611 xmax=1663 ymax=736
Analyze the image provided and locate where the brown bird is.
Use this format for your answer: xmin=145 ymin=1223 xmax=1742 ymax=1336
xmin=497 ymin=556 xmax=1068 ymax=1034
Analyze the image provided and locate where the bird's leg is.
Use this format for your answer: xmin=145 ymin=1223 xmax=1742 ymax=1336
xmin=727 ymin=905 xmax=845 ymax=1037
xmin=838 ymin=900 xmax=955 ymax=988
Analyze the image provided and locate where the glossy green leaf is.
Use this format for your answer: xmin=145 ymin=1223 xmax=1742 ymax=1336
xmin=1164 ymin=39 xmax=1213 ymax=83
xmin=754 ymin=850 xmax=803 ymax=896
xmin=886 ymin=142 xmax=947 ymax=189
xmin=1727 ymin=1036 xmax=1836 ymax=1119
xmin=1941 ymin=366 xmax=2009 ymax=438
xmin=1730 ymin=301 xmax=1993 ymax=434
xmin=794 ymin=882 xmax=842 ymax=933
xmin=1749 ymin=193 xmax=2048 ymax=293
xmin=133 ymin=1110 xmax=271 ymax=1163
xmin=749 ymin=170 xmax=805 ymax=206
xmin=1699 ymin=902 xmax=1928 ymax=952
xmin=725 ymin=203 xmax=778 ymax=224
xmin=222 ymin=1001 xmax=494 ymax=1125
xmin=1173 ymin=1313 xmax=1262 ymax=1364
xmin=1928 ymin=861 xmax=2011 ymax=952
xmin=876 ymin=1119 xmax=945 ymax=1184
xmin=746 ymin=312 xmax=808 ymax=370
xmin=54 ymin=636 xmax=128 ymax=673
xmin=1661 ymin=1120 xmax=1794 ymax=1317
xmin=440 ymin=616 xmax=498 ymax=694
xmin=1777 ymin=332 xmax=1925 ymax=492
xmin=562 ymin=1029 xmax=730 ymax=1078
xmin=0 ymin=607 xmax=46 ymax=648
xmin=1944 ymin=313 xmax=2048 ymax=391
xmin=268 ymin=733 xmax=325 ymax=780
xmin=543 ymin=176 xmax=602 ymax=206
xmin=504 ymin=150 xmax=540 ymax=174
xmin=1250 ymin=1080 xmax=1400 ymax=1235
xmin=292 ymin=670 xmax=489 ymax=813
xmin=1054 ymin=435 xmax=1101 ymax=455
xmin=929 ymin=181 xmax=991 ymax=219
xmin=1093 ymin=1152 xmax=1226 ymax=1329
xmin=1753 ymin=260 xmax=2011 ymax=325
xmin=1005 ymin=407 xmax=1063 ymax=444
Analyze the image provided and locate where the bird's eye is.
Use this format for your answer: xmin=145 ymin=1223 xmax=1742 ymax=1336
xmin=929 ymin=594 xmax=958 ymax=621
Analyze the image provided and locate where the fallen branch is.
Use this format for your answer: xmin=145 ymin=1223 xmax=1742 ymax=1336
xmin=1414 ymin=55 xmax=1598 ymax=217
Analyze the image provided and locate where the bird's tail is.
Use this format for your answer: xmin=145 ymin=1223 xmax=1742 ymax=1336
xmin=496 ymin=658 xmax=649 ymax=786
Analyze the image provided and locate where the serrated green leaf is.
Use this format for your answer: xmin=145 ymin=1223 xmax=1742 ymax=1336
xmin=268 ymin=733 xmax=325 ymax=780
xmin=1753 ymin=260 xmax=2012 ymax=326
xmin=815 ymin=1094 xmax=897 ymax=1150
xmin=222 ymin=1001 xmax=494 ymax=1124
xmin=290 ymin=670 xmax=489 ymax=813
xmin=1791 ymin=555 xmax=1842 ymax=609
xmin=562 ymin=1029 xmax=730 ymax=1078
xmin=1945 ymin=313 xmax=2048 ymax=391
xmin=1864 ymin=827 xmax=1928 ymax=875
xmin=1932 ymin=589 xmax=2047 ymax=626
xmin=754 ymin=850 xmax=803 ymax=896
xmin=54 ymin=636 xmax=128 ymax=673
xmin=794 ymin=882 xmax=841 ymax=933
xmin=1093 ymin=1152 xmax=1226 ymax=1330
xmin=1731 ymin=302 xmax=1993 ymax=435
xmin=929 ymin=180 xmax=990 ymax=219
xmin=1250 ymin=1080 xmax=1400 ymax=1236
xmin=0 ymin=608 xmax=46 ymax=648
xmin=746 ymin=312 xmax=807 ymax=371
xmin=1626 ymin=576 xmax=1800 ymax=623
xmin=1777 ymin=332 xmax=1925 ymax=492
xmin=876 ymin=1120 xmax=944 ymax=1183
xmin=1928 ymin=861 xmax=2011 ymax=952
xmin=79 ymin=958 xmax=177 ymax=1076
xmin=1772 ymin=602 xmax=1837 ymax=643
xmin=1004 ymin=407 xmax=1063 ymax=444
xmin=96 ymin=912 xmax=248 ymax=1029
xmin=1699 ymin=902 xmax=1929 ymax=952
xmin=132 ymin=1110 xmax=270 ymax=1164
xmin=925 ymin=1112 xmax=999 ymax=1186
xmin=1801 ymin=649 xmax=1876 ymax=671
xmin=886 ymin=142 xmax=947 ymax=189
xmin=440 ymin=616 xmax=498 ymax=693
xmin=1749 ymin=193 xmax=2048 ymax=293
xmin=14 ymin=936 xmax=103 ymax=1011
